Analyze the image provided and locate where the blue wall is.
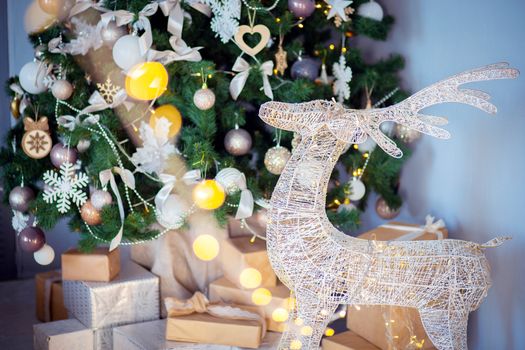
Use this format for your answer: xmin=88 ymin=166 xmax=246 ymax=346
xmin=357 ymin=1 xmax=525 ymax=349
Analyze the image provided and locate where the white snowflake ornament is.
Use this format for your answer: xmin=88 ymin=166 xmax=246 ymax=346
xmin=202 ymin=0 xmax=241 ymax=43
xmin=131 ymin=118 xmax=177 ymax=175
xmin=332 ymin=55 xmax=353 ymax=103
xmin=43 ymin=162 xmax=89 ymax=213
xmin=12 ymin=210 xmax=30 ymax=233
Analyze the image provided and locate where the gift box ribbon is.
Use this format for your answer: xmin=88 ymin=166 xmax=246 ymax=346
xmin=165 ymin=292 xmax=267 ymax=337
xmin=381 ymin=215 xmax=445 ymax=241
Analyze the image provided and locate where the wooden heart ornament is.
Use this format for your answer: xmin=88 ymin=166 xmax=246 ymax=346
xmin=234 ymin=24 xmax=271 ymax=57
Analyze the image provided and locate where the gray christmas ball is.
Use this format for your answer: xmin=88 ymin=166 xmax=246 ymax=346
xmin=224 ymin=128 xmax=252 ymax=156
xmin=35 ymin=44 xmax=47 ymax=60
xmin=291 ymin=58 xmax=319 ymax=81
xmin=91 ymin=190 xmax=113 ymax=210
xmin=50 ymin=143 xmax=78 ymax=168
xmin=9 ymin=186 xmax=35 ymax=212
xmin=18 ymin=226 xmax=46 ymax=253
xmin=264 ymin=146 xmax=291 ymax=175
xmin=52 ymin=80 xmax=73 ymax=100
xmin=193 ymin=88 xmax=216 ymax=110
xmin=101 ymin=21 xmax=128 ymax=47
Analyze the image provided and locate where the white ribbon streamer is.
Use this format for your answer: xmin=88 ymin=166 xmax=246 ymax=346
xmin=79 ymin=90 xmax=131 ymax=115
xmin=99 ymin=167 xmax=136 ymax=251
xmin=100 ymin=3 xmax=159 ymax=56
xmin=57 ymin=114 xmax=100 ymax=131
xmin=69 ymin=0 xmax=108 ymax=18
xmin=382 ymin=215 xmax=445 ymax=241
xmin=229 ymin=57 xmax=274 ymax=100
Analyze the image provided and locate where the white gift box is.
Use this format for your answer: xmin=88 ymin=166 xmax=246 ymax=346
xmin=63 ymin=261 xmax=160 ymax=329
xmin=113 ymin=319 xmax=281 ymax=350
xmin=33 ymin=319 xmax=93 ymax=350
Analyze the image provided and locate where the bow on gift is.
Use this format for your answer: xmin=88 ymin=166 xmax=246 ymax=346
xmin=386 ymin=215 xmax=446 ymax=241
xmin=57 ymin=114 xmax=100 ymax=131
xmin=154 ymin=170 xmax=201 ymax=211
xmin=229 ymin=57 xmax=274 ymax=100
xmin=232 ymin=173 xmax=254 ymax=220
xmin=100 ymin=3 xmax=159 ymax=56
xmin=99 ymin=167 xmax=136 ymax=251
xmin=69 ymin=0 xmax=108 ymax=18
xmin=165 ymin=292 xmax=266 ymax=336
xmin=79 ymin=90 xmax=132 ymax=115
xmin=23 ymin=117 xmax=50 ymax=132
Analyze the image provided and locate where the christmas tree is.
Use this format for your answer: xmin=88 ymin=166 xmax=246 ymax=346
xmin=1 ymin=0 xmax=414 ymax=258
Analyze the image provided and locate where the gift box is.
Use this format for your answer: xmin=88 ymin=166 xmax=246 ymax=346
xmin=35 ymin=270 xmax=68 ymax=322
xmin=209 ymin=276 xmax=290 ymax=332
xmin=61 ymin=247 xmax=120 ymax=282
xmin=345 ymin=219 xmax=446 ymax=350
xmin=114 ymin=319 xmax=281 ymax=350
xmin=164 ymin=292 xmax=266 ymax=349
xmin=322 ymin=331 xmax=380 ymax=350
xmin=33 ymin=319 xmax=93 ymax=350
xmin=63 ymin=261 xmax=160 ymax=330
xmin=221 ymin=237 xmax=277 ymax=288
xmin=227 ymin=215 xmax=266 ymax=239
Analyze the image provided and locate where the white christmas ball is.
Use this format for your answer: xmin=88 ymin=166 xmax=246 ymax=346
xmin=157 ymin=194 xmax=188 ymax=229
xmin=215 ymin=168 xmax=244 ymax=194
xmin=337 ymin=203 xmax=356 ymax=213
xmin=100 ymin=21 xmax=128 ymax=47
xmin=51 ymin=79 xmax=73 ymax=100
xmin=91 ymin=190 xmax=113 ymax=210
xmin=357 ymin=0 xmax=384 ymax=21
xmin=19 ymin=61 xmax=48 ymax=94
xmin=76 ymin=139 xmax=91 ymax=153
xmin=112 ymin=35 xmax=145 ymax=70
xmin=193 ymin=88 xmax=216 ymax=110
xmin=348 ymin=178 xmax=366 ymax=201
xmin=34 ymin=244 xmax=55 ymax=265
xmin=358 ymin=137 xmax=376 ymax=153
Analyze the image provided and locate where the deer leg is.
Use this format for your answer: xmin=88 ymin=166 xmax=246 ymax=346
xmin=419 ymin=305 xmax=469 ymax=350
xmin=277 ymin=294 xmax=338 ymax=350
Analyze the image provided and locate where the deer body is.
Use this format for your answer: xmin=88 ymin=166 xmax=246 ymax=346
xmin=259 ymin=64 xmax=518 ymax=350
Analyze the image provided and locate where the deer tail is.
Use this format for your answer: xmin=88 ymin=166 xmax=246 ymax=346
xmin=480 ymin=236 xmax=512 ymax=249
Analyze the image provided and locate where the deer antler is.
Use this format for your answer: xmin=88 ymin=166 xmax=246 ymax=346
xmin=358 ymin=63 xmax=519 ymax=158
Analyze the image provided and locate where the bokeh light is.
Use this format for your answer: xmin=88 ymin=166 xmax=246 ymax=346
xmin=251 ymin=288 xmax=272 ymax=305
xmin=192 ymin=234 xmax=220 ymax=261
xmin=239 ymin=268 xmax=262 ymax=289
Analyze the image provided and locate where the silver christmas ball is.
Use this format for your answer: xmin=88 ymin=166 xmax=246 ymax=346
xmin=357 ymin=0 xmax=384 ymax=21
xmin=100 ymin=21 xmax=128 ymax=47
xmin=291 ymin=57 xmax=319 ymax=81
xmin=35 ymin=44 xmax=47 ymax=60
xmin=264 ymin=146 xmax=291 ymax=175
xmin=90 ymin=190 xmax=113 ymax=210
xmin=348 ymin=178 xmax=366 ymax=201
xmin=50 ymin=143 xmax=78 ymax=168
xmin=224 ymin=128 xmax=252 ymax=156
xmin=9 ymin=186 xmax=35 ymax=212
xmin=395 ymin=124 xmax=421 ymax=144
xmin=51 ymin=80 xmax=73 ymax=100
xmin=76 ymin=139 xmax=91 ymax=153
xmin=193 ymin=88 xmax=216 ymax=110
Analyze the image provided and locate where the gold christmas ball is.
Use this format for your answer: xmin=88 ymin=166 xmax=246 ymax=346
xmin=375 ymin=197 xmax=400 ymax=220
xmin=24 ymin=0 xmax=57 ymax=34
xmin=193 ymin=87 xmax=216 ymax=110
xmin=192 ymin=180 xmax=226 ymax=210
xmin=125 ymin=62 xmax=168 ymax=101
xmin=149 ymin=104 xmax=182 ymax=138
xmin=80 ymin=200 xmax=102 ymax=225
xmin=264 ymin=146 xmax=291 ymax=175
xmin=395 ymin=124 xmax=421 ymax=144
xmin=10 ymin=96 xmax=21 ymax=119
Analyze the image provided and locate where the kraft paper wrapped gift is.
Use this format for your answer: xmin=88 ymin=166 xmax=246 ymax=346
xmin=114 ymin=319 xmax=281 ymax=350
xmin=345 ymin=218 xmax=446 ymax=350
xmin=227 ymin=215 xmax=266 ymax=238
xmin=61 ymin=247 xmax=120 ymax=282
xmin=221 ymin=237 xmax=277 ymax=288
xmin=322 ymin=331 xmax=380 ymax=350
xmin=164 ymin=292 xmax=266 ymax=349
xmin=209 ymin=276 xmax=290 ymax=332
xmin=63 ymin=261 xmax=160 ymax=330
xmin=33 ymin=319 xmax=93 ymax=350
xmin=35 ymin=270 xmax=68 ymax=322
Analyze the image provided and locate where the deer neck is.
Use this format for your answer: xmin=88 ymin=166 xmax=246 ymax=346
xmin=270 ymin=127 xmax=347 ymax=214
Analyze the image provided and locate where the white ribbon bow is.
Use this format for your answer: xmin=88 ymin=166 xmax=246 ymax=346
xmin=79 ymin=90 xmax=131 ymax=115
xmin=234 ymin=173 xmax=254 ymax=220
xmin=100 ymin=3 xmax=159 ymax=56
xmin=386 ymin=215 xmax=445 ymax=241
xmin=48 ymin=37 xmax=68 ymax=55
xmin=155 ymin=170 xmax=201 ymax=210
xmin=229 ymin=57 xmax=274 ymax=100
xmin=99 ymin=167 xmax=136 ymax=251
xmin=69 ymin=0 xmax=108 ymax=18
xmin=57 ymin=114 xmax=100 ymax=131
xmin=9 ymin=83 xmax=24 ymax=96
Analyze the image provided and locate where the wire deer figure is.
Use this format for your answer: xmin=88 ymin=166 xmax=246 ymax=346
xmin=258 ymin=63 xmax=518 ymax=350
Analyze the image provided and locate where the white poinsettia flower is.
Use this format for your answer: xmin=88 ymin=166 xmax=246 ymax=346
xmin=131 ymin=118 xmax=177 ymax=175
